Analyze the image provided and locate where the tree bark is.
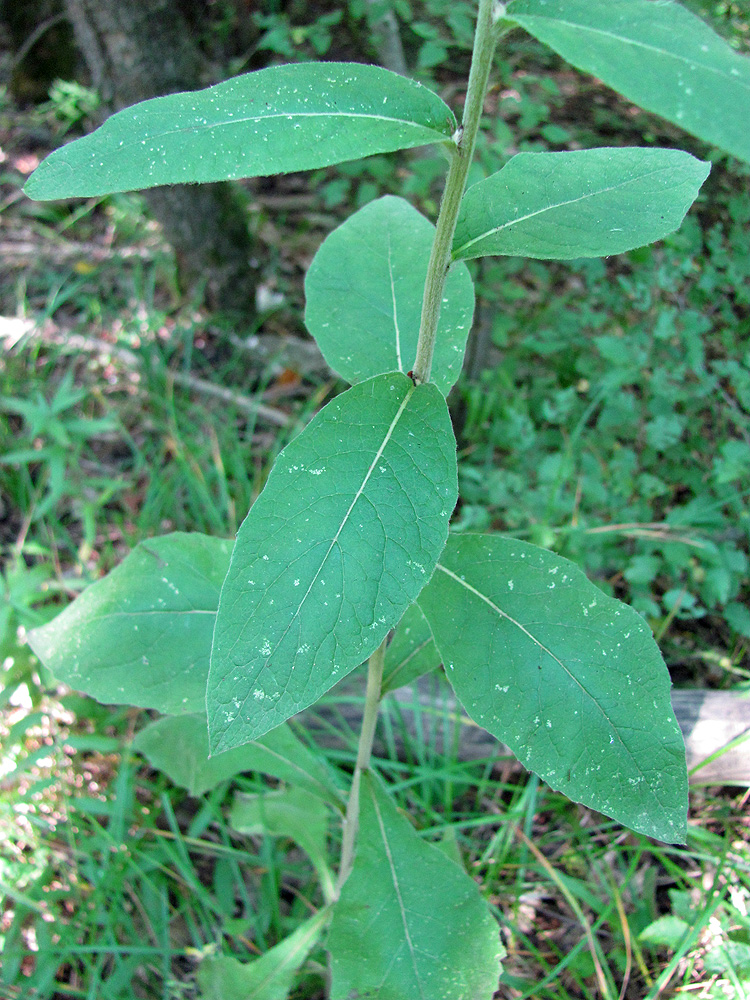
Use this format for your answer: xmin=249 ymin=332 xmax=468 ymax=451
xmin=63 ymin=0 xmax=257 ymax=315
xmin=365 ymin=0 xmax=407 ymax=76
xmin=2 ymin=0 xmax=77 ymax=103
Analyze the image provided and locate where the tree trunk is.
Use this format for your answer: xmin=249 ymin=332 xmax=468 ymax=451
xmin=365 ymin=0 xmax=407 ymax=76
xmin=63 ymin=0 xmax=257 ymax=315
xmin=3 ymin=0 xmax=77 ymax=103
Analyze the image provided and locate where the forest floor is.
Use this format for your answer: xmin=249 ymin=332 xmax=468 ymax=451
xmin=2 ymin=21 xmax=750 ymax=999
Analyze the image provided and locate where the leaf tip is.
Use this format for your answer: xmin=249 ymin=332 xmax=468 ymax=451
xmin=26 ymin=622 xmax=51 ymax=663
xmin=207 ymin=711 xmax=274 ymax=758
xmin=206 ymin=729 xmax=232 ymax=759
xmin=23 ymin=159 xmax=66 ymax=202
xmin=22 ymin=172 xmax=42 ymax=200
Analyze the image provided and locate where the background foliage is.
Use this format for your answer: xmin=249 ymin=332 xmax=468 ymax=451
xmin=1 ymin=1 xmax=749 ymax=997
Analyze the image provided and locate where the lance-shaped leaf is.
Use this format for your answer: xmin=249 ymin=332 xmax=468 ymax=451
xmin=28 ymin=533 xmax=230 ymax=716
xmin=381 ymin=601 xmax=441 ymax=695
xmin=506 ymin=0 xmax=750 ymax=164
xmin=198 ymin=908 xmax=329 ymax=1000
xmin=208 ymin=373 xmax=457 ymax=755
xmin=453 ymin=148 xmax=709 ymax=261
xmin=230 ymin=787 xmax=334 ymax=899
xmin=418 ymin=535 xmax=688 ymax=843
xmin=24 ymin=63 xmax=456 ymax=200
xmin=328 ymin=772 xmax=503 ymax=1000
xmin=132 ymin=714 xmax=343 ymax=803
xmin=305 ymin=196 xmax=474 ymax=395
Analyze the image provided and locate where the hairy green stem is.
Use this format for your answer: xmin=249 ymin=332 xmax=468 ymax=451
xmin=412 ymin=0 xmax=498 ymax=385
xmin=335 ymin=637 xmax=386 ymax=896
xmin=334 ymin=0 xmax=499 ymax=899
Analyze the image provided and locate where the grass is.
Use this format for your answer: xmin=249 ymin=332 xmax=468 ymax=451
xmin=3 ymin=682 xmax=750 ymax=998
xmin=2 ymin=17 xmax=750 ymax=999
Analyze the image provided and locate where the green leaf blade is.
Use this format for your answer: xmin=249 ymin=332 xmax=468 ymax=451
xmin=506 ymin=0 xmax=750 ymax=164
xmin=230 ymin=786 xmax=334 ymax=897
xmin=305 ymin=196 xmax=474 ymax=395
xmin=328 ymin=772 xmax=503 ymax=1000
xmin=418 ymin=535 xmax=688 ymax=843
xmin=27 ymin=533 xmax=231 ymax=715
xmin=198 ymin=909 xmax=328 ymax=1000
xmin=208 ymin=374 xmax=457 ymax=755
xmin=453 ymin=148 xmax=709 ymax=260
xmin=382 ymin=602 xmax=441 ymax=694
xmin=132 ymin=714 xmax=343 ymax=802
xmin=25 ymin=63 xmax=456 ymax=200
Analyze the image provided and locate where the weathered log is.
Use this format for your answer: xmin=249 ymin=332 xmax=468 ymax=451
xmin=671 ymin=688 xmax=750 ymax=784
xmin=304 ymin=677 xmax=750 ymax=785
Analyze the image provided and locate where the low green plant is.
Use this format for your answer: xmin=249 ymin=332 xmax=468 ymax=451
xmin=37 ymin=79 xmax=100 ymax=138
xmin=19 ymin=1 xmax=750 ymax=996
xmin=0 ymin=366 xmax=122 ymax=553
xmin=458 ymin=222 xmax=750 ymax=639
xmin=0 ymin=554 xmax=59 ymax=693
xmin=254 ymin=8 xmax=344 ymax=60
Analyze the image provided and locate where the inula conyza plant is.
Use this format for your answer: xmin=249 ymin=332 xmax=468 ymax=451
xmin=24 ymin=1 xmax=750 ymax=995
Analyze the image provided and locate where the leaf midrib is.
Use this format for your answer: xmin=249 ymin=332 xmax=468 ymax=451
xmin=387 ymin=230 xmax=405 ymax=372
xmin=435 ymin=561 xmax=631 ymax=755
xmin=87 ymin=110 xmax=450 ymax=164
xmin=230 ymin=384 xmax=416 ymax=727
xmin=83 ymin=609 xmax=216 ymax=619
xmin=513 ymin=11 xmax=750 ymax=94
xmin=454 ymin=164 xmax=673 ymax=256
xmin=370 ymin=784 xmax=426 ymax=999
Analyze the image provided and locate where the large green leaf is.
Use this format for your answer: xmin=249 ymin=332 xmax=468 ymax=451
xmin=453 ymin=148 xmax=709 ymax=260
xmin=132 ymin=714 xmax=342 ymax=803
xmin=328 ymin=772 xmax=502 ymax=1000
xmin=381 ymin=601 xmax=441 ymax=694
xmin=24 ymin=63 xmax=456 ymax=200
xmin=28 ymin=533 xmax=230 ymax=715
xmin=230 ymin=786 xmax=334 ymax=898
xmin=418 ymin=535 xmax=688 ymax=843
xmin=208 ymin=373 xmax=457 ymax=754
xmin=506 ymin=0 xmax=750 ymax=164
xmin=197 ymin=908 xmax=328 ymax=1000
xmin=305 ymin=196 xmax=474 ymax=395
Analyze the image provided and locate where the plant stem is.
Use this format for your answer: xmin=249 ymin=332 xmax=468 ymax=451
xmin=333 ymin=0 xmax=499 ymax=899
xmin=412 ymin=0 xmax=498 ymax=385
xmin=335 ymin=636 xmax=386 ymax=896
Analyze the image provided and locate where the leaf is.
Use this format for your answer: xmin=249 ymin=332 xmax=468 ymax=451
xmin=132 ymin=714 xmax=342 ymax=803
xmin=208 ymin=373 xmax=457 ymax=754
xmin=230 ymin=786 xmax=334 ymax=898
xmin=433 ymin=826 xmax=465 ymax=868
xmin=305 ymin=196 xmax=474 ymax=395
xmin=704 ymin=941 xmax=750 ymax=976
xmin=28 ymin=533 xmax=230 ymax=715
xmin=506 ymin=0 xmax=750 ymax=164
xmin=24 ymin=63 xmax=456 ymax=200
xmin=453 ymin=148 xmax=709 ymax=261
xmin=726 ymin=601 xmax=750 ymax=639
xmin=417 ymin=534 xmax=688 ymax=843
xmin=381 ymin=602 xmax=441 ymax=695
xmin=197 ymin=908 xmax=328 ymax=1000
xmin=328 ymin=772 xmax=503 ymax=1000
xmin=638 ymin=915 xmax=690 ymax=949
